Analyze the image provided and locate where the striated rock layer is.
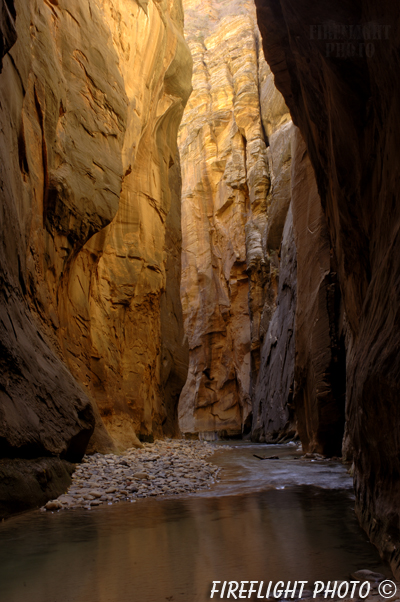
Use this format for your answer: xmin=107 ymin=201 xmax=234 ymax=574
xmin=178 ymin=0 xmax=296 ymax=438
xmin=0 ymin=0 xmax=96 ymax=512
xmin=0 ymin=0 xmax=191 ymax=513
xmin=255 ymin=0 xmax=400 ymax=576
xmin=251 ymin=124 xmax=343 ymax=447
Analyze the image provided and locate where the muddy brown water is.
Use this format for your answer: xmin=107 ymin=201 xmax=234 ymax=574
xmin=0 ymin=444 xmax=390 ymax=602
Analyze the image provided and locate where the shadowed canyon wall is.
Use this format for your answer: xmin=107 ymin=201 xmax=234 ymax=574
xmin=178 ymin=0 xmax=299 ymax=439
xmin=254 ymin=0 xmax=400 ymax=576
xmin=0 ymin=0 xmax=191 ymax=514
xmin=252 ymin=111 xmax=345 ymax=450
xmin=291 ymin=130 xmax=346 ymax=457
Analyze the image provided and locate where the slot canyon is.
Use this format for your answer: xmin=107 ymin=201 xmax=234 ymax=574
xmin=0 ymin=0 xmax=400 ymax=594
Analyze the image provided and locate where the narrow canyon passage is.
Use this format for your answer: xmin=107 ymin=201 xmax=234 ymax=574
xmin=0 ymin=445 xmax=391 ymax=602
xmin=176 ymin=0 xmax=345 ymax=456
xmin=178 ymin=0 xmax=294 ymax=441
xmin=0 ymin=0 xmax=400 ymax=597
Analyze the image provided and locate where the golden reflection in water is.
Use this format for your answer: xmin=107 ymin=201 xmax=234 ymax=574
xmin=0 ymin=488 xmax=388 ymax=602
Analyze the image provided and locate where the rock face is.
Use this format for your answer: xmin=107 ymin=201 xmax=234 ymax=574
xmin=251 ymin=122 xmax=343 ymax=448
xmin=251 ymin=205 xmax=297 ymax=442
xmin=0 ymin=458 xmax=74 ymax=519
xmin=0 ymin=0 xmax=16 ymax=71
xmin=160 ymin=155 xmax=191 ymax=439
xmin=57 ymin=0 xmax=192 ymax=447
xmin=0 ymin=0 xmax=191 ymax=513
xmin=178 ymin=0 xmax=263 ymax=438
xmin=291 ymin=130 xmax=346 ymax=457
xmin=178 ymin=0 xmax=295 ymax=438
xmin=254 ymin=0 xmax=400 ymax=576
xmin=0 ymin=0 xmax=97 ymax=461
xmin=250 ymin=78 xmax=296 ymax=442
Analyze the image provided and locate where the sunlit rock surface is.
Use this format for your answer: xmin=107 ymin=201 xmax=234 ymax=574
xmin=60 ymin=0 xmax=192 ymax=448
xmin=178 ymin=0 xmax=295 ymax=439
xmin=0 ymin=0 xmax=191 ymax=513
xmin=254 ymin=0 xmax=400 ymax=576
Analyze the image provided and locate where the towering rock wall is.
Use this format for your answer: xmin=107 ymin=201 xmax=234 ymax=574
xmin=251 ymin=120 xmax=343 ymax=448
xmin=254 ymin=0 xmax=400 ymax=576
xmin=178 ymin=0 xmax=260 ymax=438
xmin=250 ymin=74 xmax=297 ymax=442
xmin=291 ymin=130 xmax=346 ymax=457
xmin=178 ymin=0 xmax=296 ymax=439
xmin=58 ymin=0 xmax=192 ymax=447
xmin=251 ymin=203 xmax=297 ymax=442
xmin=0 ymin=0 xmax=191 ymax=513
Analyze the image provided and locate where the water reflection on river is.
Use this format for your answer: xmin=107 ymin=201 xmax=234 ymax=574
xmin=0 ymin=445 xmax=389 ymax=602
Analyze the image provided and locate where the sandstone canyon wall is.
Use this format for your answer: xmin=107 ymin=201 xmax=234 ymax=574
xmin=0 ymin=0 xmax=191 ymax=515
xmin=252 ymin=108 xmax=345 ymax=450
xmin=254 ymin=0 xmax=400 ymax=576
xmin=178 ymin=0 xmax=298 ymax=439
xmin=250 ymin=94 xmax=296 ymax=443
xmin=57 ymin=0 xmax=192 ymax=448
xmin=291 ymin=130 xmax=346 ymax=457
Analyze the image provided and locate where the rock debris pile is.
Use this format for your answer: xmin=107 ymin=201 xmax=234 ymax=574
xmin=44 ymin=440 xmax=220 ymax=511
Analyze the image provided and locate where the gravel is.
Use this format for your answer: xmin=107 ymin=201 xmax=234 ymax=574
xmin=43 ymin=439 xmax=222 ymax=512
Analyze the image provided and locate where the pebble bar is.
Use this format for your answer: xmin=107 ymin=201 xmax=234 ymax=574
xmin=42 ymin=440 xmax=222 ymax=511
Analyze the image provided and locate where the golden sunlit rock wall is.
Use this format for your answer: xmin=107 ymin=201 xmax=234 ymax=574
xmin=0 ymin=0 xmax=192 ymax=505
xmin=178 ymin=0 xmax=295 ymax=438
xmin=59 ymin=0 xmax=192 ymax=448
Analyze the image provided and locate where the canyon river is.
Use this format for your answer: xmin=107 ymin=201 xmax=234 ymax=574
xmin=0 ymin=444 xmax=389 ymax=602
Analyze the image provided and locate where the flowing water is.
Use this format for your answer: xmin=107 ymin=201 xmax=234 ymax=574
xmin=0 ymin=444 xmax=390 ymax=602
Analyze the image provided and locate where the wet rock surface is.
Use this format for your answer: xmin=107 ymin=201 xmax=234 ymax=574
xmin=43 ymin=440 xmax=221 ymax=511
xmin=251 ymin=205 xmax=297 ymax=442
